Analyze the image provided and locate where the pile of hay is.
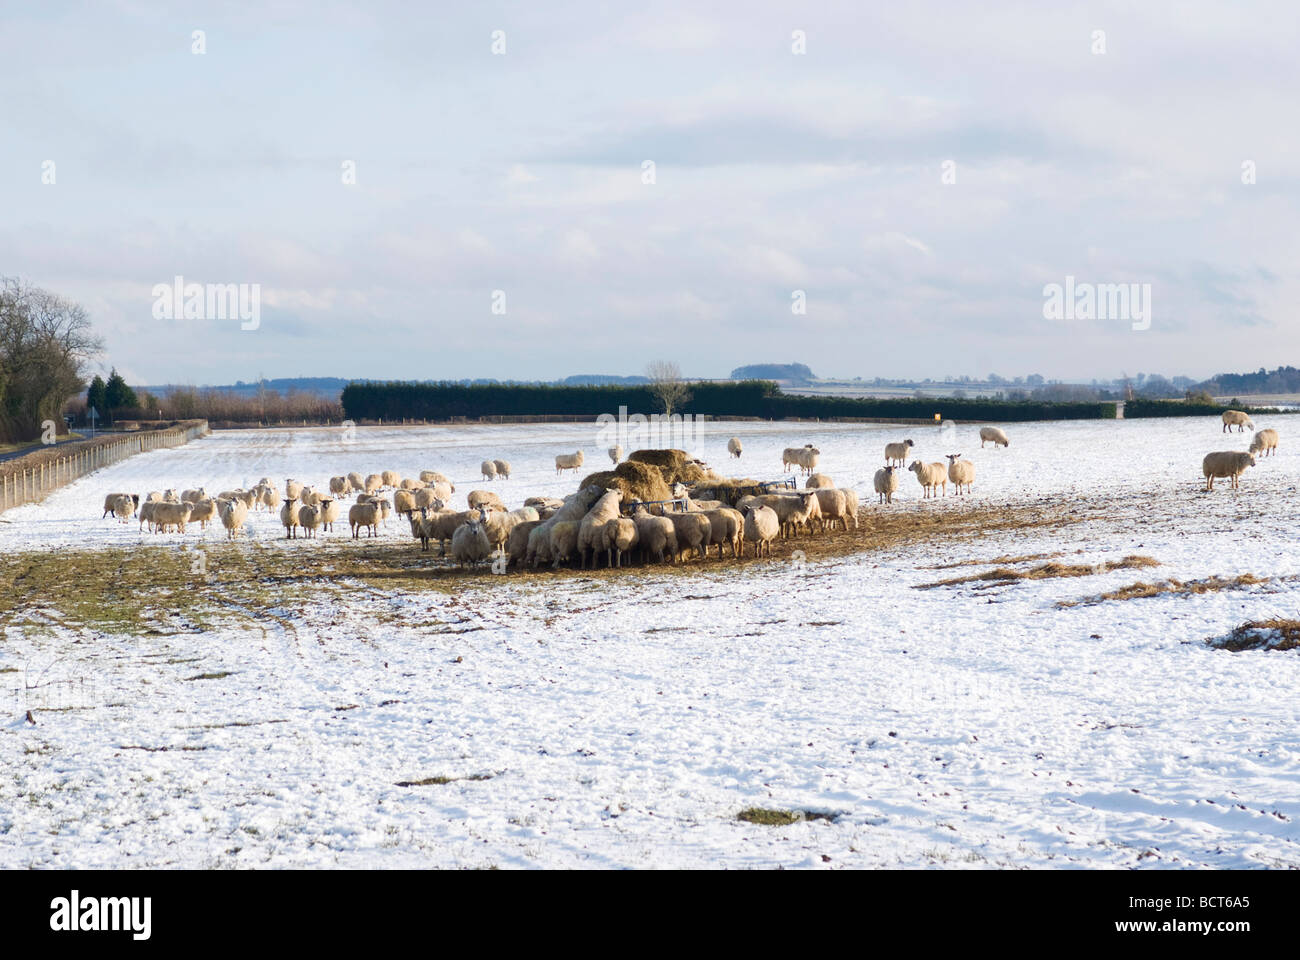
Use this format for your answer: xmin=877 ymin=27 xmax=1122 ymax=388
xmin=627 ymin=448 xmax=725 ymax=487
xmin=578 ymin=460 xmax=673 ymax=504
xmin=691 ymin=478 xmax=764 ymax=506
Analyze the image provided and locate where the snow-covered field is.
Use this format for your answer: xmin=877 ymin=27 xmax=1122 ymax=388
xmin=3 ymin=416 xmax=1299 ymax=868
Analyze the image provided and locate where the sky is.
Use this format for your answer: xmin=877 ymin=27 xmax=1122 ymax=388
xmin=1 ymin=0 xmax=1296 ymax=387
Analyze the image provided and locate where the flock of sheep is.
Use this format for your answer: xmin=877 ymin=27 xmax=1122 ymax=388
xmin=94 ymin=410 xmax=1281 ymax=573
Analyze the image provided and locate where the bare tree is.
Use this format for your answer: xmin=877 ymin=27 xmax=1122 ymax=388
xmin=645 ymin=359 xmax=691 ymax=417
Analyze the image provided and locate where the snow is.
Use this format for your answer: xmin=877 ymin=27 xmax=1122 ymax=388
xmin=3 ymin=415 xmax=1299 ymax=868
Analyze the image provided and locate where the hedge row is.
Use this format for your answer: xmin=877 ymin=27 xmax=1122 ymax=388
xmin=1122 ymin=399 xmax=1285 ymax=419
xmin=341 ymin=380 xmax=1118 ymax=422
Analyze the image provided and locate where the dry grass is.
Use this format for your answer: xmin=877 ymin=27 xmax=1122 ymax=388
xmin=915 ymin=555 xmax=1159 ymax=590
xmin=1058 ymin=573 xmax=1271 ymax=607
xmin=1209 ymin=619 xmax=1300 ymax=652
xmin=924 ymin=552 xmax=1063 ymax=570
xmin=737 ymin=807 xmax=838 ymax=826
xmin=579 ymin=461 xmax=673 ymax=503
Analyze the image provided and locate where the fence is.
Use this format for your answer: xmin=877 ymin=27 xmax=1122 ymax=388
xmin=0 ymin=421 xmax=209 ymax=515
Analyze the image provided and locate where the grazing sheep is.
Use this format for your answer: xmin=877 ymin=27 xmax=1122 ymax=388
xmin=138 ymin=499 xmax=157 ymax=532
xmin=608 ymin=445 xmax=623 ymax=465
xmin=393 ymin=489 xmax=417 ymax=517
xmin=979 ymin=426 xmax=1010 ymax=448
xmin=945 ymin=454 xmax=975 ymax=495
xmin=419 ymin=470 xmax=452 ymax=487
xmin=510 ymin=506 xmax=540 ymax=522
xmin=805 ymin=474 xmax=834 ymax=489
xmin=399 ymin=478 xmax=425 ymax=490
xmin=841 ymin=487 xmax=859 ymax=530
xmin=480 ymin=508 xmax=522 ymax=555
xmin=1249 ymin=428 xmax=1279 ymax=457
xmin=188 ymin=497 xmax=219 ymax=530
xmin=409 ymin=508 xmax=432 ymax=551
xmin=1221 ymin=410 xmax=1254 ymax=433
xmin=743 ymin=504 xmax=780 ymax=557
xmin=181 ymin=487 xmax=206 ymax=504
xmin=298 ymin=502 xmax=323 ymax=539
xmin=329 ymin=476 xmax=352 ymax=496
xmin=507 ymin=519 xmax=542 ymax=568
xmin=301 ymin=487 xmax=329 ymax=507
xmin=727 ymin=437 xmax=743 ymax=459
xmin=237 ymin=489 xmax=258 ymax=511
xmin=381 ymin=470 xmax=401 ymax=488
xmin=481 ymin=460 xmax=498 ymax=481
xmin=151 ymin=501 xmax=193 ymax=534
xmin=703 ymin=507 xmax=744 ymax=558
xmin=280 ymin=498 xmax=302 ymax=538
xmin=102 ymin=493 xmax=140 ymax=518
xmin=667 ymin=512 xmax=711 ymax=562
xmin=364 ymin=474 xmax=383 ymax=494
xmin=219 ymin=498 xmax=248 ymax=540
xmin=1203 ymin=451 xmax=1256 ymax=491
xmin=413 ymin=487 xmax=441 ymax=510
xmin=909 ymin=460 xmax=948 ymax=498
xmin=548 ymin=520 xmax=580 ymax=568
xmin=555 ymin=450 xmax=585 ymax=475
xmin=630 ymin=502 xmax=677 ymax=564
xmin=811 ymin=488 xmax=850 ymax=532
xmin=284 ymin=479 xmax=303 ymax=500
xmin=347 ymin=471 xmax=365 ymax=491
xmin=739 ymin=491 xmax=820 ymax=538
xmin=467 ymin=490 xmax=507 ymax=513
xmin=429 ymin=508 xmax=472 ymax=555
xmin=375 ymin=497 xmax=392 ymax=525
xmin=348 ymin=500 xmax=382 ymax=538
xmin=493 ymin=459 xmax=511 ymax=479
xmin=604 ymin=518 xmax=639 ymax=567
xmin=318 ymin=497 xmax=341 ymax=532
xmin=578 ymin=489 xmax=623 ymax=568
xmin=782 ymin=445 xmax=819 ymax=475
xmin=874 ymin=466 xmax=900 ymax=504
xmin=450 ymin=508 xmax=493 ymax=568
xmin=527 ymin=485 xmax=605 ymax=566
xmin=884 ymin=440 xmax=914 ymax=467
xmin=686 ymin=499 xmax=724 ymax=512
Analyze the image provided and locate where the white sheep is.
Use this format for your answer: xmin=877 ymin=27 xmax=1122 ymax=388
xmin=151 ymin=501 xmax=193 ymax=533
xmin=393 ymin=489 xmax=417 ymax=516
xmin=298 ymin=501 xmax=322 ymax=539
xmin=578 ymin=489 xmax=623 ymax=568
xmin=742 ymin=504 xmax=779 ymax=557
xmin=884 ymin=440 xmax=914 ymax=467
xmin=220 ymin=498 xmax=248 ymax=540
xmin=181 ymin=487 xmax=206 ymax=504
xmin=1203 ymin=451 xmax=1256 ymax=491
xmin=630 ymin=501 xmax=677 ymax=564
xmin=329 ymin=476 xmax=352 ymax=496
xmin=805 ymin=474 xmax=834 ymax=489
xmin=382 ymin=469 xmax=402 ymax=487
xmin=348 ymin=500 xmax=382 ymax=538
xmin=874 ymin=466 xmax=899 ymax=504
xmin=608 ymin=445 xmax=623 ymax=465
xmin=280 ymin=498 xmax=302 ymax=538
xmin=811 ymin=488 xmax=850 ymax=532
xmin=318 ymin=497 xmax=341 ymax=533
xmin=945 ymin=454 xmax=975 ymax=495
xmin=284 ymin=479 xmax=303 ymax=500
xmin=555 ymin=450 xmax=585 ymax=475
xmin=102 ymin=492 xmax=139 ymax=518
xmin=909 ymin=460 xmax=948 ymax=498
xmin=841 ymin=487 xmax=859 ymax=529
xmin=481 ymin=459 xmax=498 ymax=481
xmin=727 ymin=437 xmax=743 ymax=459
xmin=364 ymin=473 xmax=383 ymax=494
xmin=188 ymin=497 xmax=219 ymax=530
xmin=493 ymin=459 xmax=511 ymax=479
xmin=1249 ymin=428 xmax=1279 ymax=457
xmin=1222 ymin=410 xmax=1254 ymax=433
xmin=979 ymin=426 xmax=1010 ymax=448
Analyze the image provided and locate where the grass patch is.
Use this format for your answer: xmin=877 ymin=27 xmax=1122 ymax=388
xmin=1208 ymin=619 xmax=1300 ymax=652
xmin=118 ymin=744 xmax=209 ymax=752
xmin=183 ymin=671 xmax=235 ymax=681
xmin=737 ymin=807 xmax=838 ymax=826
xmin=924 ymin=552 xmax=1063 ymax=570
xmin=395 ymin=773 xmax=495 ymax=787
xmin=1059 ymin=573 xmax=1271 ymax=608
xmin=915 ymin=555 xmax=1160 ymax=590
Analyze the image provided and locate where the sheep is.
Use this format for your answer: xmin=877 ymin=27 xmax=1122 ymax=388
xmin=1249 ymin=428 xmax=1279 ymax=458
xmin=782 ymin=445 xmax=811 ymax=472
xmin=467 ymin=490 xmax=507 ymax=513
xmin=318 ymin=497 xmax=341 ymax=532
xmin=945 ymin=454 xmax=975 ymax=495
xmin=298 ymin=502 xmax=322 ymax=539
xmin=280 ymin=498 xmax=302 ymax=538
xmin=480 ymin=509 xmax=522 ymax=555
xmin=805 ymin=474 xmax=834 ymax=489
xmin=419 ymin=470 xmax=452 ymax=487
xmin=348 ymin=500 xmax=382 ymax=538
xmin=347 ymin=471 xmax=365 ymax=492
xmin=414 ymin=487 xmax=442 ymax=511
xmin=1203 ymin=451 xmax=1256 ymax=491
xmin=884 ymin=440 xmax=914 ymax=467
xmin=811 ymin=488 xmax=850 ymax=532
xmin=742 ymin=504 xmax=780 ymax=557
xmin=687 ymin=499 xmax=724 ymax=512
xmin=525 ymin=523 xmax=553 ymax=567
xmin=188 ymin=497 xmax=219 ymax=530
xmin=528 ymin=485 xmax=605 ymax=565
xmin=727 ymin=437 xmax=743 ymax=459
xmin=979 ymin=426 xmax=1010 ymax=448
xmin=548 ymin=520 xmax=580 ymax=568
xmin=259 ymin=485 xmax=279 ymax=512
xmin=738 ymin=491 xmax=820 ymax=538
xmin=162 ymin=488 xmax=180 ymax=502
xmin=284 ymin=479 xmax=303 ymax=500
xmin=451 ymin=508 xmax=493 ymax=568
xmin=1221 ymin=410 xmax=1254 ymax=433
xmin=481 ymin=459 xmax=498 ymax=482
xmin=909 ymin=461 xmax=948 ymax=498
xmin=393 ymin=489 xmax=417 ymax=517
xmin=510 ymin=505 xmax=540 ymax=522
xmin=375 ymin=497 xmax=392 ymax=525
xmin=841 ymin=487 xmax=859 ymax=529
xmin=151 ymin=501 xmax=193 ymax=534
xmin=108 ymin=494 xmax=134 ymax=521
xmin=703 ymin=507 xmax=744 ymax=558
xmin=874 ymin=465 xmax=900 ymax=504
xmin=578 ymin=489 xmax=623 ymax=568
xmin=301 ymin=487 xmax=329 ymax=507
xmin=604 ymin=518 xmax=639 ymax=567
xmin=608 ymin=445 xmax=623 ymax=465
xmin=102 ymin=493 xmax=139 ymax=518
xmin=364 ymin=474 xmax=383 ymax=494
xmin=555 ymin=450 xmax=585 ymax=475
xmin=220 ymin=498 xmax=248 ymax=540
xmin=399 ymin=478 xmax=426 ymax=490
xmin=181 ymin=487 xmax=206 ymax=504
xmin=667 ymin=512 xmax=711 ymax=562
xmin=630 ymin=502 xmax=677 ymax=564
xmin=493 ymin=459 xmax=511 ymax=479
xmin=525 ymin=496 xmax=563 ymax=510
xmin=138 ymin=499 xmax=157 ymax=532
xmin=429 ymin=508 xmax=473 ymax=555
xmin=382 ymin=470 xmax=402 ymax=488
xmin=408 ymin=508 xmax=432 ymax=551
xmin=507 ymin=519 xmax=542 ymax=567
xmin=329 ymin=476 xmax=352 ymax=496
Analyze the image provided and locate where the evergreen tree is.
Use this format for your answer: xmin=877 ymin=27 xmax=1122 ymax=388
xmin=87 ymin=375 xmax=107 ymax=421
xmin=104 ymin=368 xmax=137 ymax=413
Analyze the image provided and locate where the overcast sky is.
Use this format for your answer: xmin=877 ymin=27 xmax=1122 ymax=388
xmin=2 ymin=1 xmax=1295 ymax=386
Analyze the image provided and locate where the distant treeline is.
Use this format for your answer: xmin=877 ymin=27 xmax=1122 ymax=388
xmin=341 ymin=380 xmax=1120 ymax=422
xmin=1199 ymin=365 xmax=1300 ymax=396
xmin=1122 ymin=399 xmax=1283 ymax=418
